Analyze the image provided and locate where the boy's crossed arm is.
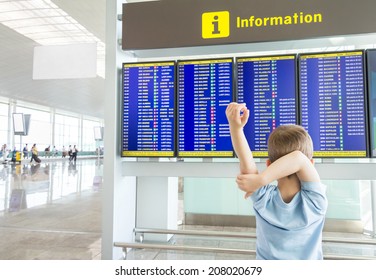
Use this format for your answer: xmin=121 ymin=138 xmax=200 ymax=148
xmin=237 ymin=150 xmax=321 ymax=198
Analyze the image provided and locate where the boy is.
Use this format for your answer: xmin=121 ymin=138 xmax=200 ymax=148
xmin=226 ymin=102 xmax=328 ymax=260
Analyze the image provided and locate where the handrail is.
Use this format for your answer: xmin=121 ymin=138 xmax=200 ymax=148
xmin=115 ymin=242 xmax=255 ymax=255
xmin=323 ymin=236 xmax=376 ymax=245
xmin=324 ymin=254 xmax=376 ymax=260
xmin=134 ymin=227 xmax=376 ymax=245
xmin=134 ymin=227 xmax=257 ymax=239
xmin=113 ymin=242 xmax=376 ymax=260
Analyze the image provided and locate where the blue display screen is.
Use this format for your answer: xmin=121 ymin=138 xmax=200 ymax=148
xmin=299 ymin=51 xmax=368 ymax=157
xmin=121 ymin=61 xmax=175 ymax=157
xmin=177 ymin=59 xmax=234 ymax=157
xmin=237 ymin=55 xmax=298 ymax=157
xmin=367 ymin=49 xmax=376 ymax=157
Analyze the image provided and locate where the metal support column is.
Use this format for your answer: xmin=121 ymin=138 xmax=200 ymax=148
xmin=371 ymin=180 xmax=376 ymax=237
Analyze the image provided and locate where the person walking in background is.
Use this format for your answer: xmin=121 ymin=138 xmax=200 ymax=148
xmin=62 ymin=146 xmax=67 ymax=158
xmin=23 ymin=144 xmax=29 ymax=159
xmin=44 ymin=145 xmax=51 ymax=158
xmin=71 ymin=145 xmax=78 ymax=162
xmin=30 ymin=143 xmax=41 ymax=164
xmin=11 ymin=146 xmax=17 ymax=162
xmin=1 ymin=144 xmax=9 ymax=163
xmin=68 ymin=145 xmax=72 ymax=161
xmin=52 ymin=146 xmax=58 ymax=157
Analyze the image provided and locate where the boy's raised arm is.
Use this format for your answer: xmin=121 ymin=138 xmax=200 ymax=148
xmin=225 ymin=103 xmax=258 ymax=175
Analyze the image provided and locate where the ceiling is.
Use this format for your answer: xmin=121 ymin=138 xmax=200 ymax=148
xmin=0 ymin=0 xmax=106 ymax=119
xmin=1 ymin=0 xmax=375 ymax=121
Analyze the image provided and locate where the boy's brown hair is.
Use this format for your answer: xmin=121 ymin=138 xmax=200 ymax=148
xmin=268 ymin=125 xmax=313 ymax=163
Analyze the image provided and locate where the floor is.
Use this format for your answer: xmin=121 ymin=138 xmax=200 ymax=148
xmin=0 ymin=158 xmax=102 ymax=260
xmin=0 ymin=158 xmax=376 ymax=260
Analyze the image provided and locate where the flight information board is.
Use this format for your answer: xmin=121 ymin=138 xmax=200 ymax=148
xmin=121 ymin=61 xmax=175 ymax=157
xmin=237 ymin=55 xmax=298 ymax=157
xmin=367 ymin=49 xmax=376 ymax=157
xmin=177 ymin=58 xmax=234 ymax=157
xmin=299 ymin=51 xmax=368 ymax=157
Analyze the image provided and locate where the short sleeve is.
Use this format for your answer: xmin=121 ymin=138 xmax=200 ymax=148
xmin=300 ymin=181 xmax=328 ymax=215
xmin=251 ymin=185 xmax=277 ymax=206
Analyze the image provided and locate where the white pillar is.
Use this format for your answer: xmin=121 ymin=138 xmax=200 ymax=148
xmin=50 ymin=108 xmax=55 ymax=147
xmin=101 ymin=0 xmax=136 ymax=260
xmin=371 ymin=181 xmax=376 ymax=237
xmin=137 ymin=177 xmax=178 ymax=241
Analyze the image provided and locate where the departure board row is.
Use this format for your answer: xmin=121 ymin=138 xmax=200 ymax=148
xmin=121 ymin=50 xmax=376 ymax=158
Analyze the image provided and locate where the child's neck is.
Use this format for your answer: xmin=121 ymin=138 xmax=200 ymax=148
xmin=277 ymin=174 xmax=301 ymax=203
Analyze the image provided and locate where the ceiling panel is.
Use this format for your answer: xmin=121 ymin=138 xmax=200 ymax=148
xmin=0 ymin=0 xmax=105 ymax=119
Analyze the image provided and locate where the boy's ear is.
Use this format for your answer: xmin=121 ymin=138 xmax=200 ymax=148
xmin=310 ymin=159 xmax=314 ymax=164
xmin=266 ymin=159 xmax=271 ymax=166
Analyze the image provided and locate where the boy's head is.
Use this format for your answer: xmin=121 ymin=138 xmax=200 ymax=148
xmin=268 ymin=125 xmax=313 ymax=163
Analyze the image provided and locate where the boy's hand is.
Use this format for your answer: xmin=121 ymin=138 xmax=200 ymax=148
xmin=226 ymin=102 xmax=250 ymax=130
xmin=236 ymin=173 xmax=265 ymax=198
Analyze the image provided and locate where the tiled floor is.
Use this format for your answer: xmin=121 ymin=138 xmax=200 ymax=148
xmin=1 ymin=158 xmax=376 ymax=260
xmin=0 ymin=159 xmax=102 ymax=260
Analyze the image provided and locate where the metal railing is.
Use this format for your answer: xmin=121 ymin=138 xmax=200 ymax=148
xmin=113 ymin=241 xmax=376 ymax=260
xmin=112 ymin=227 xmax=376 ymax=260
xmin=134 ymin=227 xmax=376 ymax=245
xmin=134 ymin=227 xmax=257 ymax=242
xmin=114 ymin=242 xmax=256 ymax=260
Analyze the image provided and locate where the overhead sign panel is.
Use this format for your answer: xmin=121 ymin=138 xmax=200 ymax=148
xmin=33 ymin=43 xmax=97 ymax=79
xmin=122 ymin=0 xmax=376 ymax=50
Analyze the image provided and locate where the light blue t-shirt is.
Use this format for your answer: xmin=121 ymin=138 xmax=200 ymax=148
xmin=251 ymin=181 xmax=328 ymax=260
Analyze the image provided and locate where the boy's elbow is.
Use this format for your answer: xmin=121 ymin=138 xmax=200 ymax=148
xmin=291 ymin=150 xmax=305 ymax=158
xmin=240 ymin=166 xmax=258 ymax=175
xmin=291 ymin=150 xmax=311 ymax=166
